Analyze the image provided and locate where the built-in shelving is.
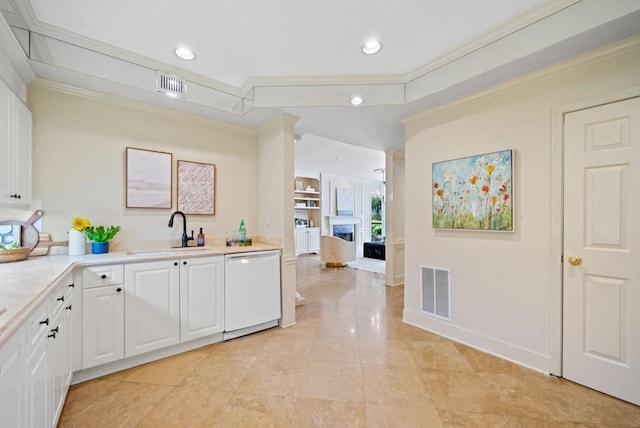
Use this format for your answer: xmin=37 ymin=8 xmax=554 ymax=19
xmin=294 ymin=176 xmax=321 ymax=226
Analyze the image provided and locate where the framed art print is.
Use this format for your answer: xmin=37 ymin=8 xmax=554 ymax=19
xmin=432 ymin=149 xmax=513 ymax=231
xmin=126 ymin=147 xmax=172 ymax=208
xmin=177 ymin=160 xmax=215 ymax=215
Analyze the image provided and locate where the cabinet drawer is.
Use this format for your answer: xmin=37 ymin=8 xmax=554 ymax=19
xmin=50 ymin=272 xmax=74 ymax=316
xmin=82 ymin=264 xmax=124 ymax=288
xmin=25 ymin=302 xmax=49 ymax=362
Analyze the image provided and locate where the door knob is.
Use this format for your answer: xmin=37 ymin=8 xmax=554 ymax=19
xmin=568 ymin=256 xmax=582 ymax=266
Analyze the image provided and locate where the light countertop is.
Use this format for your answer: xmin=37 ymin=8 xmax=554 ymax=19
xmin=0 ymin=243 xmax=280 ymax=347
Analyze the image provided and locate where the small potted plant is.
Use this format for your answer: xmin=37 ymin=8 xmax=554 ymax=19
xmin=85 ymin=225 xmax=121 ymax=254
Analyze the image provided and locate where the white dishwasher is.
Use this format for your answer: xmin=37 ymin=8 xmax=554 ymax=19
xmin=224 ymin=250 xmax=281 ymax=340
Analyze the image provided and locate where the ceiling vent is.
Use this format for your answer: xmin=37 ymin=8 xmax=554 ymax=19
xmin=156 ymin=71 xmax=186 ymax=98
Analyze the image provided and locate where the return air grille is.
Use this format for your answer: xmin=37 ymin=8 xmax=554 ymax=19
xmin=156 ymin=71 xmax=186 ymax=98
xmin=421 ymin=266 xmax=451 ymax=319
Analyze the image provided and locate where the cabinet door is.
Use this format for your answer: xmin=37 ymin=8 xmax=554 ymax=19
xmin=180 ymin=256 xmax=224 ymax=341
xmin=0 ymin=329 xmax=26 ymax=428
xmin=26 ymin=334 xmax=48 ymax=428
xmin=308 ymin=228 xmax=320 ymax=253
xmin=12 ymin=98 xmax=32 ymax=204
xmin=48 ymin=309 xmax=64 ymax=428
xmin=82 ymin=285 xmax=124 ymax=369
xmin=50 ymin=294 xmax=73 ymax=428
xmin=0 ymin=81 xmax=12 ymax=201
xmin=294 ymin=229 xmax=308 ymax=254
xmin=0 ymin=81 xmax=32 ymax=205
xmin=125 ymin=261 xmax=180 ymax=357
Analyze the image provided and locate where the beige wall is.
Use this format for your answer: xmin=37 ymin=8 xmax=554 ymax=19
xmin=29 ymin=82 xmax=258 ymax=247
xmin=402 ymin=37 xmax=640 ymax=372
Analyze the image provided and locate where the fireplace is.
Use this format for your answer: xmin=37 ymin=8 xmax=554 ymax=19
xmin=333 ymin=224 xmax=354 ymax=242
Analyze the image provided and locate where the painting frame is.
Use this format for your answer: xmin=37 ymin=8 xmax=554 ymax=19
xmin=125 ymin=147 xmax=172 ymax=209
xmin=432 ymin=149 xmax=514 ymax=231
xmin=177 ymin=160 xmax=216 ymax=215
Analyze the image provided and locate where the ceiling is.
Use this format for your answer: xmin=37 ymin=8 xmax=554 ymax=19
xmin=1 ymin=0 xmax=639 ymax=153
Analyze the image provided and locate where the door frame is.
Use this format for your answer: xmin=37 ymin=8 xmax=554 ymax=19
xmin=549 ymin=86 xmax=640 ymax=376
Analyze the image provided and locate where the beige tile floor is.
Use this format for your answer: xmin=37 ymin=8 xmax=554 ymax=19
xmin=59 ymin=254 xmax=640 ymax=427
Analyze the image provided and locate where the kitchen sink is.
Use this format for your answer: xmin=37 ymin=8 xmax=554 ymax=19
xmin=127 ymin=246 xmax=214 ymax=255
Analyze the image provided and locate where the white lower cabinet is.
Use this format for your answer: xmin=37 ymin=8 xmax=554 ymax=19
xmin=125 ymin=260 xmax=181 ymax=357
xmin=26 ymin=333 xmax=47 ymax=428
xmin=82 ymin=284 xmax=125 ymax=369
xmin=82 ymin=257 xmax=224 ymax=366
xmin=179 ymin=256 xmax=224 ymax=341
xmin=308 ymin=228 xmax=320 ymax=252
xmin=49 ymin=291 xmax=73 ymax=427
xmin=23 ymin=270 xmax=75 ymax=428
xmin=0 ymin=328 xmax=26 ymax=428
xmin=295 ymin=227 xmax=320 ymax=255
xmin=124 ymin=256 xmax=224 ymax=356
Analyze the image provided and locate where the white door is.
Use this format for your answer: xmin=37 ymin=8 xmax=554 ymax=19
xmin=125 ymin=261 xmax=180 ymax=357
xmin=294 ymin=229 xmax=309 ymax=255
xmin=82 ymin=286 xmax=124 ymax=369
xmin=1 ymin=331 xmax=26 ymax=428
xmin=563 ymin=96 xmax=640 ymax=405
xmin=180 ymin=256 xmax=224 ymax=341
xmin=26 ymin=337 xmax=48 ymax=428
xmin=308 ymin=228 xmax=320 ymax=253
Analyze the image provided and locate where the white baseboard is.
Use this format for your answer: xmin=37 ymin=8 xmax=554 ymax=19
xmin=403 ymin=309 xmax=551 ymax=374
xmin=72 ymin=333 xmax=224 ymax=384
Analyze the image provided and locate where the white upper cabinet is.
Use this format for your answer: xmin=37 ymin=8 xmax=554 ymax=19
xmin=0 ymin=79 xmax=32 ymax=206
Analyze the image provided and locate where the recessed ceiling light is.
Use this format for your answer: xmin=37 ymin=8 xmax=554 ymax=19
xmin=361 ymin=40 xmax=382 ymax=55
xmin=350 ymin=96 xmax=364 ymax=106
xmin=174 ymin=47 xmax=196 ymax=61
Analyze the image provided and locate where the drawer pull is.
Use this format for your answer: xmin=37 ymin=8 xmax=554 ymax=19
xmin=50 ymin=327 xmax=59 ymax=334
xmin=57 ymin=296 xmax=64 ymax=302
xmin=101 ymin=274 xmax=107 ymax=279
xmin=183 ymin=261 xmax=187 ymax=265
xmin=48 ymin=332 xmax=56 ymax=339
xmin=65 ymin=305 xmax=72 ymax=311
xmin=68 ymin=283 xmax=75 ymax=288
xmin=174 ymin=262 xmax=178 ymax=266
xmin=116 ymin=287 xmax=122 ymax=293
xmin=10 ymin=194 xmax=21 ymax=199
xmin=39 ymin=318 xmax=49 ymax=325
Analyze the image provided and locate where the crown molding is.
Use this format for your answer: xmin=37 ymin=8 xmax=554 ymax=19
xmin=8 ymin=0 xmax=640 ymax=119
xmin=12 ymin=0 xmax=241 ymax=97
xmin=404 ymin=0 xmax=580 ymax=82
xmin=243 ymin=73 xmax=406 ymax=95
xmin=11 ymin=0 xmax=582 ymax=102
xmin=402 ymin=34 xmax=640 ymax=126
xmin=0 ymin=7 xmax=34 ymax=86
xmin=29 ymin=77 xmax=258 ymax=135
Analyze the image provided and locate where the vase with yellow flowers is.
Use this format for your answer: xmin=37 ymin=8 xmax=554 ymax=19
xmin=69 ymin=216 xmax=91 ymax=256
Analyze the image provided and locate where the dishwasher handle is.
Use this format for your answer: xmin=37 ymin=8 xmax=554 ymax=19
xmin=226 ymin=251 xmax=280 ymax=264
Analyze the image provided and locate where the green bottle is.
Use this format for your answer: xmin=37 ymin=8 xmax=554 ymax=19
xmin=239 ymin=218 xmax=246 ymax=242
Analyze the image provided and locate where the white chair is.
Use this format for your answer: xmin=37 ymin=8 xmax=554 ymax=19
xmin=320 ymin=235 xmax=356 ymax=267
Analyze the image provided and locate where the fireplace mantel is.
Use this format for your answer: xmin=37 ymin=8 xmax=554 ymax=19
xmin=326 ymin=216 xmax=360 ymax=226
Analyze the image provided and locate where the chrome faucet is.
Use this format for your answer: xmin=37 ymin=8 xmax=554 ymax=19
xmin=168 ymin=210 xmax=194 ymax=247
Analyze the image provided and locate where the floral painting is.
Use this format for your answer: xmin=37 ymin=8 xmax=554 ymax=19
xmin=432 ymin=149 xmax=513 ymax=231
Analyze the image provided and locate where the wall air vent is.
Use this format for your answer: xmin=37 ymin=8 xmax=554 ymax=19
xmin=421 ymin=266 xmax=451 ymax=320
xmin=156 ymin=71 xmax=186 ymax=98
